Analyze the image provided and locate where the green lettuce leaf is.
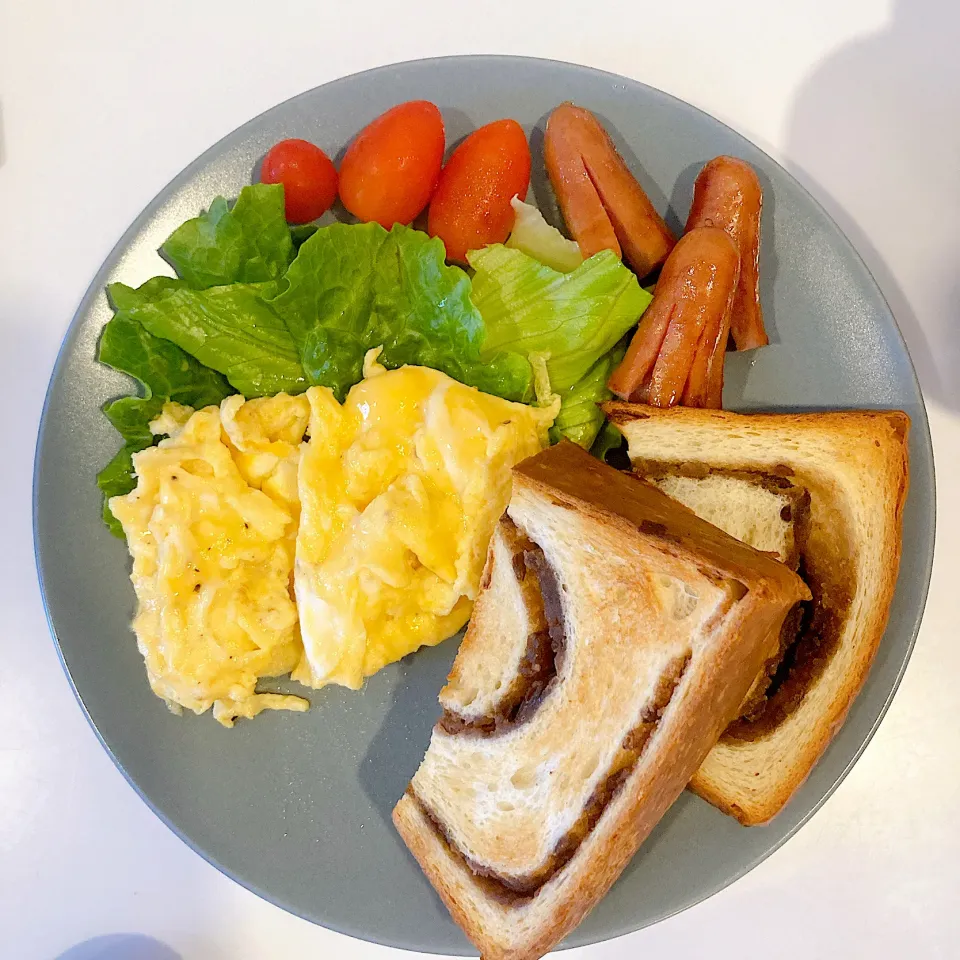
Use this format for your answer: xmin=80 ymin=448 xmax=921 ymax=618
xmin=97 ymin=394 xmax=166 ymax=531
xmin=96 ymin=184 xmax=300 ymax=537
xmin=108 ymin=279 xmax=307 ymax=398
xmin=468 ymin=245 xmax=652 ymax=394
xmin=96 ymin=311 xmax=234 ymax=536
xmin=97 ymin=446 xmax=140 ymax=537
xmin=551 ymin=346 xmax=624 ymax=449
xmin=103 ymin=395 xmax=166 ymax=445
xmin=505 ymin=198 xmax=583 ymax=273
xmin=269 ymin=222 xmax=531 ymax=401
xmin=468 ymin=245 xmax=649 ymax=446
xmin=591 ymin=420 xmax=626 ymax=464
xmin=289 ymin=222 xmax=319 ymax=251
xmin=98 ymin=308 xmax=233 ymax=408
xmin=160 ymin=184 xmax=293 ymax=289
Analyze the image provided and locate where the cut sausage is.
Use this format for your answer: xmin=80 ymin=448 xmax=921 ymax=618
xmin=685 ymin=156 xmax=767 ymax=350
xmin=608 ymin=227 xmax=739 ymax=405
xmin=545 ymin=103 xmax=675 ymax=279
xmin=703 ymin=301 xmax=733 ymax=407
xmin=681 ymin=309 xmax=720 ymax=408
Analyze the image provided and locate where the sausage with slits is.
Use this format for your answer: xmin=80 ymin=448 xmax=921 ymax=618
xmin=682 ymin=288 xmax=733 ymax=409
xmin=608 ymin=227 xmax=739 ymax=406
xmin=704 ymin=300 xmax=734 ymax=407
xmin=682 ymin=309 xmax=721 ymax=408
xmin=544 ymin=103 xmax=675 ymax=279
xmin=685 ymin=156 xmax=767 ymax=350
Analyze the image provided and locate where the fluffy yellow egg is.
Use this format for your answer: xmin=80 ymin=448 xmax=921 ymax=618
xmin=292 ymin=350 xmax=555 ymax=690
xmin=110 ymin=393 xmax=311 ymax=726
xmin=112 ymin=354 xmax=556 ymax=721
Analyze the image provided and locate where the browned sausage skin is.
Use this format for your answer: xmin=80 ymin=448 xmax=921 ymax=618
xmin=685 ymin=156 xmax=767 ymax=350
xmin=545 ymin=103 xmax=675 ymax=279
xmin=608 ymin=226 xmax=739 ymax=405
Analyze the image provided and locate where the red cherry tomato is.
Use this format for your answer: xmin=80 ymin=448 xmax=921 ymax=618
xmin=261 ymin=138 xmax=338 ymax=224
xmin=427 ymin=119 xmax=532 ymax=264
xmin=339 ymin=101 xmax=445 ymax=228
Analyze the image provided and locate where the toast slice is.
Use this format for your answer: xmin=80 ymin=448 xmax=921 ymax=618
xmin=604 ymin=403 xmax=910 ymax=825
xmin=644 ymin=468 xmax=811 ymax=716
xmin=645 ymin=469 xmax=811 ymax=570
xmin=437 ymin=517 xmax=551 ymax=733
xmin=393 ymin=441 xmax=808 ymax=960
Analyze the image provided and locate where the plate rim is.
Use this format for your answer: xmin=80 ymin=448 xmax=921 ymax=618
xmin=32 ymin=53 xmax=937 ymax=954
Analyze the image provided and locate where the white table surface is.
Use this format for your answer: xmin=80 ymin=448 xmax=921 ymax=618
xmin=3 ymin=1 xmax=959 ymax=957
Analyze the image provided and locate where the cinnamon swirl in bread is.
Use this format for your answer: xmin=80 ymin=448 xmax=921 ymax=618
xmin=604 ymin=403 xmax=909 ymax=826
xmin=393 ymin=441 xmax=808 ymax=960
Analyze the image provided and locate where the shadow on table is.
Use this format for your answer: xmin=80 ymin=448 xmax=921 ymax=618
xmin=784 ymin=0 xmax=960 ymax=413
xmin=56 ymin=934 xmax=181 ymax=960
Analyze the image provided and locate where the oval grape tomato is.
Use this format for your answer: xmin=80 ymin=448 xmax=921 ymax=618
xmin=427 ymin=119 xmax=531 ymax=264
xmin=339 ymin=101 xmax=445 ymax=228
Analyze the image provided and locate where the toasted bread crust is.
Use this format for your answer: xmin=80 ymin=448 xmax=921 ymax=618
xmin=393 ymin=442 xmax=809 ymax=957
xmin=604 ymin=403 xmax=910 ymax=825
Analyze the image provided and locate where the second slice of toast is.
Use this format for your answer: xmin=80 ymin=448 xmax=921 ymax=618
xmin=605 ymin=403 xmax=909 ymax=825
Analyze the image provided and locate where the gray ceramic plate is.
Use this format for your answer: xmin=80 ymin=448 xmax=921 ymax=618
xmin=34 ymin=56 xmax=935 ymax=955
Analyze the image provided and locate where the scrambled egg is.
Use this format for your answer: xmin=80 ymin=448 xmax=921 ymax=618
xmin=110 ymin=393 xmax=311 ymax=726
xmin=112 ymin=353 xmax=555 ymax=723
xmin=292 ymin=350 xmax=554 ymax=690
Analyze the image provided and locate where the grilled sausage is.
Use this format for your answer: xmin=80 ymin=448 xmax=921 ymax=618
xmin=685 ymin=156 xmax=767 ymax=350
xmin=608 ymin=227 xmax=739 ymax=405
xmin=545 ymin=103 xmax=675 ymax=279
